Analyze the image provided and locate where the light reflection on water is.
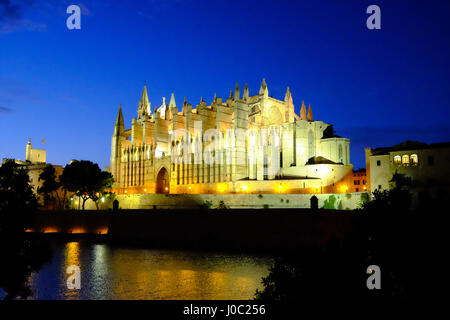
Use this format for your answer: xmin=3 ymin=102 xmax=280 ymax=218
xmin=28 ymin=240 xmax=274 ymax=300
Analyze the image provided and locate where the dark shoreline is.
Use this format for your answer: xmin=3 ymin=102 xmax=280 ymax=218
xmin=29 ymin=209 xmax=360 ymax=255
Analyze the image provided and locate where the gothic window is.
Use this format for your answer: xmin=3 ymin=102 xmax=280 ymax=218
xmin=338 ymin=144 xmax=343 ymax=163
xmin=394 ymin=155 xmax=401 ymax=165
xmin=402 ymin=155 xmax=410 ymax=165
xmin=411 ymin=154 xmax=418 ymax=165
xmin=308 ymin=130 xmax=315 ymax=159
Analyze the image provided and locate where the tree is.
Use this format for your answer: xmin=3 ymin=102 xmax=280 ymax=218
xmin=255 ymin=186 xmax=433 ymax=301
xmin=0 ymin=160 xmax=52 ymax=299
xmin=89 ymin=171 xmax=114 ymax=210
xmin=37 ymin=165 xmax=67 ymax=210
xmin=60 ymin=160 xmax=114 ymax=210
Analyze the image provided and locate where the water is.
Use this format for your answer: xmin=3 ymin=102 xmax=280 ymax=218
xmin=21 ymin=240 xmax=273 ymax=300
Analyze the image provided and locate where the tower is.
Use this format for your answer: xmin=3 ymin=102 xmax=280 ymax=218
xmin=26 ymin=139 xmax=32 ymax=162
xmin=111 ymin=104 xmax=125 ymax=187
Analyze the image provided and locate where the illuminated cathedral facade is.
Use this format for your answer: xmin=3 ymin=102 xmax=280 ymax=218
xmin=110 ymin=79 xmax=353 ymax=195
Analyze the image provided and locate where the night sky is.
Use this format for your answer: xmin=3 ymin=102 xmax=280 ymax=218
xmin=1 ymin=0 xmax=449 ymax=170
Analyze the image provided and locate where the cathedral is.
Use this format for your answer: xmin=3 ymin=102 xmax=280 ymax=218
xmin=110 ymin=79 xmax=353 ymax=195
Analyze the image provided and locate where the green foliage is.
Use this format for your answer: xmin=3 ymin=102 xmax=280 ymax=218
xmin=200 ymin=200 xmax=213 ymax=209
xmin=360 ymin=192 xmax=370 ymax=207
xmin=322 ymin=195 xmax=337 ymax=209
xmin=60 ymin=160 xmax=114 ymax=210
xmin=0 ymin=160 xmax=52 ymax=299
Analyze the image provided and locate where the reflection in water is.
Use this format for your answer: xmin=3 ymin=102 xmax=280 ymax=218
xmin=29 ymin=240 xmax=273 ymax=300
xmin=64 ymin=242 xmax=81 ymax=299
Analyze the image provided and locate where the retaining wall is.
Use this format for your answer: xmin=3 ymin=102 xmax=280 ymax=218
xmin=84 ymin=192 xmax=368 ymax=210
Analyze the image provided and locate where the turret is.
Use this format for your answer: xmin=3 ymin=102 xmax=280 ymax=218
xmin=300 ymin=100 xmax=307 ymax=120
xmin=243 ymin=84 xmax=249 ymax=100
xmin=259 ymin=78 xmax=268 ymax=98
xmin=226 ymin=90 xmax=234 ymax=106
xmin=167 ymin=93 xmax=176 ymax=120
xmin=169 ymin=93 xmax=176 ymax=109
xmin=284 ymin=87 xmax=291 ymax=102
xmin=284 ymin=87 xmax=295 ymax=123
xmin=307 ymin=104 xmax=313 ymax=121
xmin=234 ymin=82 xmax=240 ymax=100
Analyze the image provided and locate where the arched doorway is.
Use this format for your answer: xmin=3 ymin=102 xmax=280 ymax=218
xmin=156 ymin=167 xmax=169 ymax=193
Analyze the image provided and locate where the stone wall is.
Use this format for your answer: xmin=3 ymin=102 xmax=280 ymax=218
xmin=84 ymin=192 xmax=368 ymax=210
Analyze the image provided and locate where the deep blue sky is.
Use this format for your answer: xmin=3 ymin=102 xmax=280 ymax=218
xmin=1 ymin=0 xmax=449 ymax=169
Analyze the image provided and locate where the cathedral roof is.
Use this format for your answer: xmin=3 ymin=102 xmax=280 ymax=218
xmin=306 ymin=156 xmax=338 ymax=165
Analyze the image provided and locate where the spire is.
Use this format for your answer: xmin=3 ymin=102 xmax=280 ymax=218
xmin=140 ymin=85 xmax=150 ymax=106
xmin=235 ymin=82 xmax=240 ymax=100
xmin=213 ymin=92 xmax=217 ymax=102
xmin=139 ymin=85 xmax=151 ymax=116
xmin=114 ymin=104 xmax=125 ymax=135
xmin=229 ymin=90 xmax=233 ymax=100
xmin=284 ymin=87 xmax=291 ymax=101
xmin=307 ymin=104 xmax=313 ymax=121
xmin=300 ymin=100 xmax=307 ymax=120
xmin=169 ymin=93 xmax=176 ymax=108
xmin=259 ymin=78 xmax=268 ymax=97
xmin=184 ymin=97 xmax=187 ymax=106
xmin=243 ymin=84 xmax=249 ymax=99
